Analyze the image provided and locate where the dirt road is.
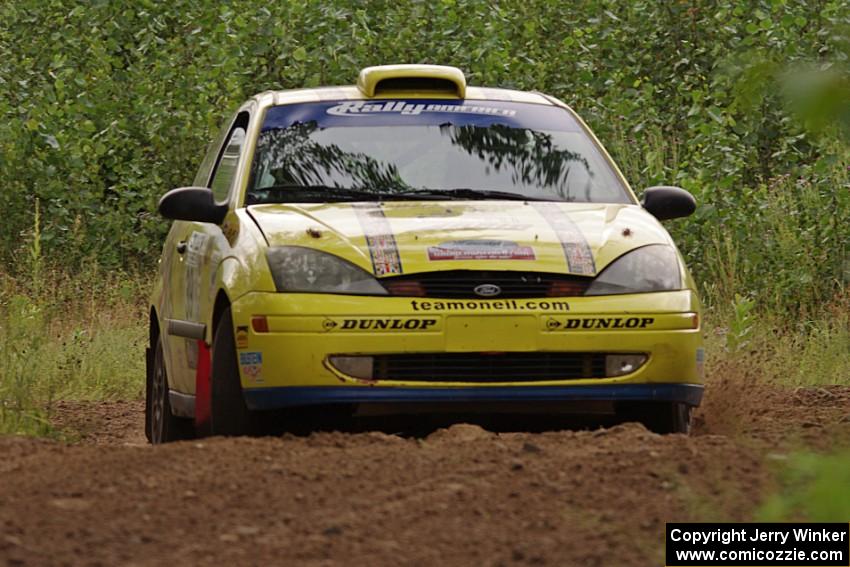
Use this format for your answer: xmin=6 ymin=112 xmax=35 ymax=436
xmin=1 ymin=378 xmax=848 ymax=566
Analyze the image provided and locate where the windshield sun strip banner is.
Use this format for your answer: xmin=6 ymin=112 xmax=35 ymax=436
xmin=261 ymin=100 xmax=582 ymax=131
xmin=352 ymin=203 xmax=403 ymax=276
xmin=530 ymin=202 xmax=596 ymax=276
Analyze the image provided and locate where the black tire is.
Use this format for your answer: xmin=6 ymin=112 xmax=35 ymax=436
xmin=146 ymin=338 xmax=194 ymax=444
xmin=618 ymin=401 xmax=692 ymax=435
xmin=669 ymin=402 xmax=693 ymax=434
xmin=210 ymin=307 xmax=254 ymax=436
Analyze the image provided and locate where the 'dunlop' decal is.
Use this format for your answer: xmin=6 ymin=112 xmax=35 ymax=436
xmin=352 ymin=203 xmax=403 ymax=275
xmin=531 ymin=203 xmax=596 ymax=275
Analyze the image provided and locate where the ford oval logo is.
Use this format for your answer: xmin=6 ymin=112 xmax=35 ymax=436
xmin=474 ymin=284 xmax=502 ymax=297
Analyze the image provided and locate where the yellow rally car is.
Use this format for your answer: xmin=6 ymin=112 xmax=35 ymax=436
xmin=145 ymin=65 xmax=704 ymax=443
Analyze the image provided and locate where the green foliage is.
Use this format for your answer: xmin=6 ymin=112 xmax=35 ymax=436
xmin=0 ymin=267 xmax=147 ymax=436
xmin=0 ymin=0 xmax=848 ymax=317
xmin=725 ymin=294 xmax=756 ymax=353
xmin=0 ymin=295 xmax=54 ymax=436
xmin=759 ymin=452 xmax=850 ymax=521
xmin=704 ymin=291 xmax=850 ymax=387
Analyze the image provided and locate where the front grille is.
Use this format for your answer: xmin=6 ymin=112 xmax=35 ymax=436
xmin=381 ymin=271 xmax=592 ymax=299
xmin=372 ymin=352 xmax=606 ymax=382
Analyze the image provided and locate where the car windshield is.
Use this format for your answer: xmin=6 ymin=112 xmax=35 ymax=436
xmin=247 ymin=100 xmax=632 ymax=204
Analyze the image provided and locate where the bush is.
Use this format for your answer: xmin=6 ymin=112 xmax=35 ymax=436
xmin=1 ymin=0 xmax=847 ymax=316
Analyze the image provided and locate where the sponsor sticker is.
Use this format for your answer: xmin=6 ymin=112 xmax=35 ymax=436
xmin=326 ymin=101 xmax=518 ymax=117
xmin=427 ymin=240 xmax=536 ymax=261
xmin=544 ymin=316 xmax=655 ymax=331
xmin=530 ymin=202 xmax=595 ymax=275
xmin=352 ymin=204 xmax=403 ymax=275
xmin=261 ymin=100 xmax=584 ymax=132
xmin=184 ymin=232 xmax=211 ymax=322
xmin=235 ymin=326 xmax=249 ymax=349
xmin=411 ymin=299 xmax=570 ymax=312
xmin=322 ymin=317 xmax=439 ymax=332
xmin=696 ymin=347 xmax=705 ymax=380
xmin=239 ymin=351 xmax=264 ymax=384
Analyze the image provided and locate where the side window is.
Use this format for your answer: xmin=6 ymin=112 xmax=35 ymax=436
xmin=193 ymin=112 xmax=237 ymax=188
xmin=209 ymin=112 xmax=250 ymax=203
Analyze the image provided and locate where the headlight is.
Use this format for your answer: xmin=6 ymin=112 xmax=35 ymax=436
xmin=266 ymin=247 xmax=388 ymax=295
xmin=585 ymin=245 xmax=682 ymax=295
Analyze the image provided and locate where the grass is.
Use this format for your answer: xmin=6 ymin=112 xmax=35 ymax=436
xmin=703 ymin=293 xmax=850 ymax=388
xmin=758 ymin=451 xmax=850 ymax=521
xmin=0 ymin=266 xmax=148 ymax=436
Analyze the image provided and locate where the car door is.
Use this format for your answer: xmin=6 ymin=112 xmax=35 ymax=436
xmin=163 ymin=110 xmax=250 ymax=394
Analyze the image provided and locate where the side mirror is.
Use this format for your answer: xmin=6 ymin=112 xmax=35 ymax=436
xmin=158 ymin=187 xmax=228 ymax=224
xmin=642 ymin=186 xmax=696 ymax=221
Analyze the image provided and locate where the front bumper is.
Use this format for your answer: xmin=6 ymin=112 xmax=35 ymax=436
xmin=243 ymin=383 xmax=703 ymax=411
xmin=229 ymin=289 xmax=704 ymax=394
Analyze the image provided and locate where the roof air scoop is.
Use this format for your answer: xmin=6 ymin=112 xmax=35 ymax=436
xmin=357 ymin=64 xmax=466 ymax=98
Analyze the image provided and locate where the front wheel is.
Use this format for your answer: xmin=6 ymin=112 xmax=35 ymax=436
xmin=210 ymin=307 xmax=255 ymax=436
xmin=618 ymin=401 xmax=692 ymax=434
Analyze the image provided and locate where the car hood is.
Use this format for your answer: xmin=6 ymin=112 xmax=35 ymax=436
xmin=247 ymin=201 xmax=672 ymax=277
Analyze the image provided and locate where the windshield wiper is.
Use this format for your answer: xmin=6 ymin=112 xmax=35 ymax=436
xmin=391 ymin=188 xmax=553 ymax=201
xmin=248 ymin=184 xmax=556 ymax=204
xmin=248 ymin=184 xmax=388 ymax=203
